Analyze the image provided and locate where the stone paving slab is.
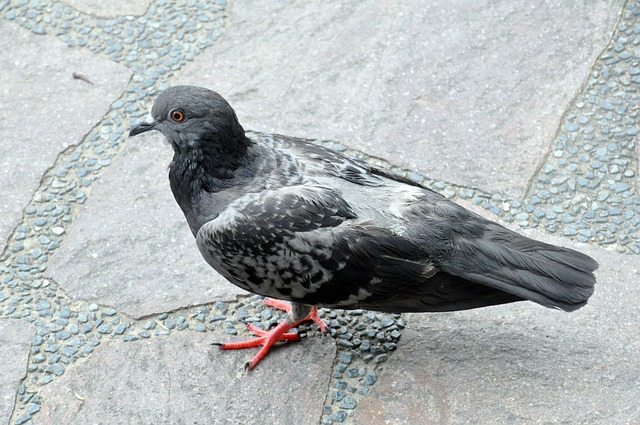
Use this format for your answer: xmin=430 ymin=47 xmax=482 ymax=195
xmin=47 ymin=134 xmax=246 ymax=319
xmin=174 ymin=0 xmax=623 ymax=197
xmin=38 ymin=330 xmax=336 ymax=424
xmin=0 ymin=319 xmax=36 ymax=425
xmin=0 ymin=20 xmax=131 ymax=253
xmin=356 ymin=236 xmax=640 ymax=424
xmin=1 ymin=1 xmax=638 ymax=424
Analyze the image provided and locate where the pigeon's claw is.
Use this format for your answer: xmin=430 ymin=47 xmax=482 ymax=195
xmin=216 ymin=298 xmax=328 ymax=369
xmin=245 ymin=322 xmax=301 ymax=340
xmin=218 ymin=320 xmax=300 ymax=370
xmin=216 ymin=323 xmax=301 ymax=350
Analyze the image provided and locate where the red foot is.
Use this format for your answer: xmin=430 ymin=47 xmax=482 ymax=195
xmin=215 ymin=298 xmax=328 ymax=369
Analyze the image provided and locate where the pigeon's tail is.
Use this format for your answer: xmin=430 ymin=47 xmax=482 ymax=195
xmin=444 ymin=223 xmax=598 ymax=312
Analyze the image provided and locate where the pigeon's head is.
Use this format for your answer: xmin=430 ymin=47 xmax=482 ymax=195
xmin=129 ymin=85 xmax=248 ymax=155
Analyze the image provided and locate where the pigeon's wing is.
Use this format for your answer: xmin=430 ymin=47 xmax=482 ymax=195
xmin=195 ymin=184 xmax=358 ymax=300
xmin=368 ymin=164 xmax=429 ymax=189
xmin=290 ymin=140 xmax=387 ymax=187
xmin=195 ymin=184 xmax=453 ymax=308
xmin=303 ymin=225 xmax=527 ymax=311
xmin=356 ymin=270 xmax=526 ymax=313
xmin=195 ymin=183 xmax=526 ymax=311
xmin=400 ymin=196 xmax=598 ymax=312
xmin=442 ymin=221 xmax=598 ymax=311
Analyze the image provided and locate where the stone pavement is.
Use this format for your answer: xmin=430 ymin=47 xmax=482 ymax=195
xmin=0 ymin=0 xmax=638 ymax=424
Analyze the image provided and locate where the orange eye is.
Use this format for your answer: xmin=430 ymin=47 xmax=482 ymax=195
xmin=169 ymin=109 xmax=186 ymax=123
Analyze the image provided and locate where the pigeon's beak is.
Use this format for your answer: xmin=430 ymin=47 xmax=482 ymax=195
xmin=129 ymin=117 xmax=158 ymax=137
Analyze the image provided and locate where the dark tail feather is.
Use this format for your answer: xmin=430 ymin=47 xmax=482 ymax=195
xmin=445 ymin=224 xmax=598 ymax=312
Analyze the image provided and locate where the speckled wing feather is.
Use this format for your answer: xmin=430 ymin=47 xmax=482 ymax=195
xmin=194 ymin=183 xmax=459 ymax=309
xmin=195 ymin=185 xmax=356 ymax=298
xmin=193 ymin=177 xmax=531 ymax=312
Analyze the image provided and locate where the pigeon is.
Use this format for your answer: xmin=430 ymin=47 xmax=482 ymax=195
xmin=129 ymin=85 xmax=598 ymax=369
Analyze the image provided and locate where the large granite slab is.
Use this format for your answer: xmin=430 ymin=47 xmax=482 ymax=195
xmin=355 ymin=238 xmax=640 ymax=424
xmin=47 ymin=134 xmax=246 ymax=318
xmin=0 ymin=319 xmax=37 ymax=424
xmin=0 ymin=21 xmax=131 ymax=252
xmin=38 ymin=330 xmax=336 ymax=424
xmin=174 ymin=0 xmax=623 ymax=197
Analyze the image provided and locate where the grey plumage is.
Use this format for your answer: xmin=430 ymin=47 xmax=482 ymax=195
xmin=129 ymin=85 xmax=597 ymax=319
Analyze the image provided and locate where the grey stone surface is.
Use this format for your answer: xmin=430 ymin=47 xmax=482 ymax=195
xmin=61 ymin=0 xmax=151 ymax=17
xmin=47 ymin=134 xmax=246 ymax=318
xmin=174 ymin=0 xmax=623 ymax=197
xmin=38 ymin=330 xmax=336 ymax=425
xmin=2 ymin=0 xmax=638 ymax=424
xmin=0 ymin=319 xmax=36 ymax=424
xmin=356 ymin=240 xmax=640 ymax=424
xmin=0 ymin=20 xmax=131 ymax=253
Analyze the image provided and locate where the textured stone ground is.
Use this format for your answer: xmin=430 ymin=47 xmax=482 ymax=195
xmin=37 ymin=331 xmax=335 ymax=424
xmin=1 ymin=0 xmax=638 ymax=424
xmin=0 ymin=21 xmax=131 ymax=253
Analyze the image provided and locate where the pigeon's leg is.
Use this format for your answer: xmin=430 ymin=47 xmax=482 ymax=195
xmin=263 ymin=298 xmax=328 ymax=333
xmin=216 ymin=300 xmax=327 ymax=370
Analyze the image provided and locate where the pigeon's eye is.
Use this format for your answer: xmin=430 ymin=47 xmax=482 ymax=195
xmin=169 ymin=109 xmax=186 ymax=123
